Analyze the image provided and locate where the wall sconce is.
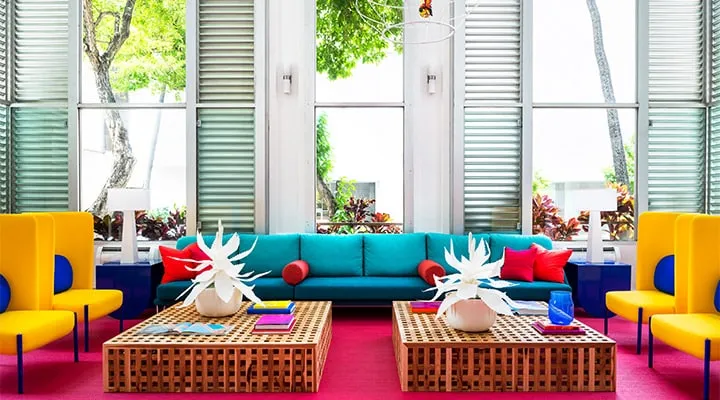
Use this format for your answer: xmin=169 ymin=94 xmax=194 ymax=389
xmin=282 ymin=65 xmax=293 ymax=94
xmin=427 ymin=68 xmax=438 ymax=95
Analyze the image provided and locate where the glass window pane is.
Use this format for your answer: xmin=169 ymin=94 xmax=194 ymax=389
xmin=533 ymin=0 xmax=636 ymax=103
xmin=81 ymin=109 xmax=186 ymax=240
xmin=315 ymin=2 xmax=403 ymax=103
xmin=315 ymin=108 xmax=404 ymax=233
xmin=81 ymin=1 xmax=186 ymax=104
xmin=533 ymin=108 xmax=636 ymax=241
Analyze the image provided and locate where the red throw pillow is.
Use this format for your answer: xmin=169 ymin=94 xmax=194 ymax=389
xmin=532 ymin=243 xmax=572 ymax=283
xmin=418 ymin=260 xmax=446 ymax=285
xmin=282 ymin=260 xmax=310 ymax=285
xmin=159 ymin=245 xmax=195 ymax=284
xmin=500 ymin=247 xmax=537 ymax=282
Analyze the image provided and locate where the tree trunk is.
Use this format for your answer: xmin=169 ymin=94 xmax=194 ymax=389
xmin=89 ymin=66 xmax=136 ymax=215
xmin=143 ymin=86 xmax=167 ymax=188
xmin=316 ymin=173 xmax=336 ymax=218
xmin=586 ymin=0 xmax=629 ymax=187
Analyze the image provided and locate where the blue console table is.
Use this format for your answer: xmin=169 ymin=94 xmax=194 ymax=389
xmin=566 ymin=261 xmax=632 ymax=318
xmin=96 ymin=262 xmax=163 ymax=319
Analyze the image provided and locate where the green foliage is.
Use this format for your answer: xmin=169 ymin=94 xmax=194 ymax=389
xmin=316 ymin=0 xmax=403 ymax=80
xmin=532 ymin=171 xmax=550 ymax=194
xmin=332 ymin=177 xmax=356 ymax=214
xmin=316 ymin=113 xmax=333 ymax=182
xmin=91 ymin=0 xmax=186 ymax=95
xmin=603 ymin=137 xmax=636 ymax=194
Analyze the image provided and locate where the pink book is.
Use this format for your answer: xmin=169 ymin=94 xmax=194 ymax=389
xmin=256 ymin=314 xmax=294 ymax=326
xmin=410 ymin=301 xmax=441 ymax=308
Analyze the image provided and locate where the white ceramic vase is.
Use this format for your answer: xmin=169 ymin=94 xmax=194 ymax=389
xmin=194 ymin=288 xmax=243 ymax=317
xmin=445 ymin=294 xmax=497 ymax=332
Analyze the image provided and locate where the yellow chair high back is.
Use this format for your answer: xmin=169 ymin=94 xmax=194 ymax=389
xmin=0 ymin=215 xmax=42 ymax=311
xmin=635 ymin=211 xmax=684 ymax=292
xmin=673 ymin=214 xmax=697 ymax=314
xmin=48 ymin=212 xmax=95 ymax=290
xmin=26 ymin=214 xmax=56 ymax=310
xmin=688 ymin=215 xmax=720 ymax=315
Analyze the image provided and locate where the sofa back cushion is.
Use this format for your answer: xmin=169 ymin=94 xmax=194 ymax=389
xmin=364 ymin=233 xmax=427 ymax=276
xmin=488 ymin=234 xmax=552 ymax=263
xmin=177 ymin=233 xmax=299 ymax=277
xmin=426 ymin=233 xmax=490 ymax=272
xmin=300 ymin=234 xmax=363 ymax=276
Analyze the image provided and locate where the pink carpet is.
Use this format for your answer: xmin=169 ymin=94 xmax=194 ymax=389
xmin=1 ymin=308 xmax=718 ymax=399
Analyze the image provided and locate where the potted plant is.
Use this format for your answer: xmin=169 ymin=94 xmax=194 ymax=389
xmin=174 ymin=220 xmax=269 ymax=317
xmin=427 ymin=233 xmax=515 ymax=332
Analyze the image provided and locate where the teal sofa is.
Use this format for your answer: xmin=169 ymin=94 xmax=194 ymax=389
xmin=154 ymin=233 xmax=572 ymax=307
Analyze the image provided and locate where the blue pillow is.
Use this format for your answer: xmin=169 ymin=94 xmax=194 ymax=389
xmin=714 ymin=281 xmax=720 ymax=313
xmin=653 ymin=255 xmax=674 ymax=295
xmin=0 ymin=274 xmax=10 ymax=313
xmin=54 ymin=255 xmax=73 ymax=294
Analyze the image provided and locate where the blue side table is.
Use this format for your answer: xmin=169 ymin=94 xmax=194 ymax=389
xmin=96 ymin=262 xmax=163 ymax=320
xmin=566 ymin=261 xmax=632 ymax=319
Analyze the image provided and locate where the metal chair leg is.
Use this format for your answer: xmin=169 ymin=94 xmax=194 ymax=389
xmin=704 ymin=339 xmax=711 ymax=400
xmin=119 ymin=316 xmax=124 ymax=332
xmin=636 ymin=307 xmax=643 ymax=355
xmin=604 ymin=307 xmax=609 ymax=335
xmin=73 ymin=312 xmax=79 ymax=362
xmin=84 ymin=305 xmax=90 ymax=352
xmin=16 ymin=334 xmax=23 ymax=394
xmin=648 ymin=316 xmax=653 ymax=368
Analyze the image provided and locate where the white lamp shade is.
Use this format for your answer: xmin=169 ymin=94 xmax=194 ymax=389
xmin=572 ymin=188 xmax=618 ymax=212
xmin=107 ymin=188 xmax=151 ymax=211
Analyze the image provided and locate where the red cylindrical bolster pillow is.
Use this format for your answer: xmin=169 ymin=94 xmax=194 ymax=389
xmin=282 ymin=260 xmax=310 ymax=285
xmin=418 ymin=260 xmax=445 ymax=285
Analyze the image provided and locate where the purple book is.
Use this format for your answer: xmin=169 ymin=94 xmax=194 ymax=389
xmin=256 ymin=314 xmax=294 ymax=326
xmin=410 ymin=301 xmax=442 ymax=308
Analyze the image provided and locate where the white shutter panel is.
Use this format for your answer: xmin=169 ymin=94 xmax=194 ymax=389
xmin=198 ymin=0 xmax=254 ymax=103
xmin=710 ymin=2 xmax=720 ymax=214
xmin=648 ymin=0 xmax=706 ymax=213
xmin=464 ymin=0 xmax=521 ymax=232
xmin=197 ymin=0 xmax=255 ymax=231
xmin=0 ymin=1 xmax=7 ymax=101
xmin=0 ymin=107 xmax=7 ymax=213
xmin=12 ymin=0 xmax=68 ymax=102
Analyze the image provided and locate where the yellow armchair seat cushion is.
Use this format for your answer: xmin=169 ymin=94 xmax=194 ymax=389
xmin=53 ymin=289 xmax=123 ymax=322
xmin=0 ymin=310 xmax=75 ymax=354
xmin=651 ymin=314 xmax=720 ymax=360
xmin=606 ymin=290 xmax=675 ymax=323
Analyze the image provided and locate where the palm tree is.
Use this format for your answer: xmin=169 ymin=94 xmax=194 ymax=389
xmin=586 ymin=0 xmax=630 ymax=187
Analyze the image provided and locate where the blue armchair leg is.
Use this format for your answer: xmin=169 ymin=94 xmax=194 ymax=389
xmin=84 ymin=305 xmax=89 ymax=352
xmin=604 ymin=307 xmax=609 ymax=335
xmin=648 ymin=316 xmax=653 ymax=368
xmin=636 ymin=307 xmax=643 ymax=355
xmin=704 ymin=339 xmax=711 ymax=400
xmin=16 ymin=334 xmax=23 ymax=394
xmin=119 ymin=316 xmax=123 ymax=332
xmin=73 ymin=312 xmax=79 ymax=362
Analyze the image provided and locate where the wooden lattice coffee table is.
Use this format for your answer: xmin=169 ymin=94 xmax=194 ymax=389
xmin=103 ymin=301 xmax=332 ymax=393
xmin=392 ymin=301 xmax=615 ymax=392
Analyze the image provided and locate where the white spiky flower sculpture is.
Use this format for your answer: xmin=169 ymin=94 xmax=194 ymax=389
xmin=174 ymin=220 xmax=270 ymax=307
xmin=427 ymin=233 xmax=515 ymax=317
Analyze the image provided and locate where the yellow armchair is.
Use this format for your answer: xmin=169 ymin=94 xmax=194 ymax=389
xmin=605 ymin=212 xmax=689 ymax=354
xmin=0 ymin=215 xmax=78 ymax=394
xmin=649 ymin=215 xmax=720 ymax=400
xmin=44 ymin=212 xmax=123 ymax=352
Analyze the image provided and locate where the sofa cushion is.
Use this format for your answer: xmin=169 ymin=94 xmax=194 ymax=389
xmin=155 ymin=278 xmax=294 ymax=305
xmin=532 ymin=243 xmax=572 ymax=283
xmin=294 ymin=277 xmax=432 ymax=301
xmin=653 ymin=255 xmax=675 ymax=295
xmin=178 ymin=234 xmax=300 ymax=278
xmin=498 ymin=280 xmax=572 ymax=301
xmin=426 ymin=233 xmax=490 ymax=272
xmin=300 ymin=235 xmax=363 ymax=276
xmin=54 ymin=255 xmax=74 ymax=294
xmin=418 ymin=260 xmax=445 ymax=285
xmin=500 ymin=247 xmax=537 ymax=282
xmin=364 ymin=233 xmax=427 ymax=276
xmin=489 ymin=234 xmax=552 ymax=263
xmin=282 ymin=260 xmax=310 ymax=285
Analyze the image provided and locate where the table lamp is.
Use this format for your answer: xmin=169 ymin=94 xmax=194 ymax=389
xmin=107 ymin=188 xmax=150 ymax=264
xmin=573 ymin=188 xmax=618 ymax=263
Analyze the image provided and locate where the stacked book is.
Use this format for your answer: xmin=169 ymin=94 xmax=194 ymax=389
xmin=410 ymin=301 xmax=441 ymax=314
xmin=247 ymin=300 xmax=296 ymax=314
xmin=506 ymin=300 xmax=549 ymax=316
xmin=252 ymin=314 xmax=296 ymax=334
xmin=531 ymin=320 xmax=585 ymax=335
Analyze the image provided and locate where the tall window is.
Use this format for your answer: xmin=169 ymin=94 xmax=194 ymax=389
xmin=463 ymin=0 xmax=522 ymax=233
xmin=80 ymin=0 xmax=187 ymax=240
xmin=0 ymin=0 xmax=7 ymax=214
xmin=314 ymin=3 xmax=404 ymax=234
xmin=532 ymin=0 xmax=637 ymax=241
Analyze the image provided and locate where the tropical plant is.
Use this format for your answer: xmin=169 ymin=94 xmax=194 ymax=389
xmin=532 ymin=171 xmax=550 ymax=195
xmin=369 ymin=212 xmax=402 ymax=234
xmin=173 ymin=221 xmax=269 ymax=307
xmin=532 ymin=194 xmax=582 ymax=241
xmin=93 ymin=205 xmax=187 ymax=241
xmin=316 ymin=112 xmax=335 ymax=215
xmin=426 ymin=234 xmax=515 ymax=318
xmin=577 ymin=183 xmax=635 ymax=240
xmin=603 ymin=136 xmax=636 ymax=194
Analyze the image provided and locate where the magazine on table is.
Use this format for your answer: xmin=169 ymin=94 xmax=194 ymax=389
xmin=136 ymin=322 xmax=233 ymax=335
xmin=505 ymin=299 xmax=549 ymax=316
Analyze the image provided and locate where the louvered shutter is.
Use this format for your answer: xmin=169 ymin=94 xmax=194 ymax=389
xmin=0 ymin=1 xmax=7 ymax=101
xmin=197 ymin=0 xmax=255 ymax=232
xmin=647 ymin=0 xmax=706 ymax=213
xmin=0 ymin=107 xmax=7 ymax=213
xmin=463 ymin=0 xmax=521 ymax=232
xmin=11 ymin=0 xmax=68 ymax=212
xmin=710 ymin=2 xmax=720 ymax=214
